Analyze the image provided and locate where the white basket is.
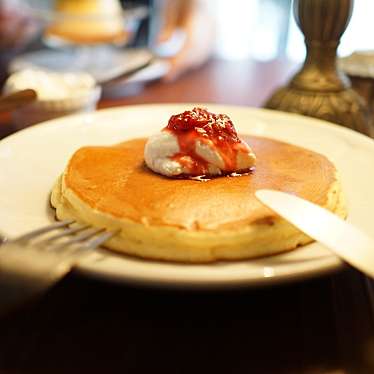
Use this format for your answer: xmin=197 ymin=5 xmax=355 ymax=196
xmin=12 ymin=85 xmax=101 ymax=129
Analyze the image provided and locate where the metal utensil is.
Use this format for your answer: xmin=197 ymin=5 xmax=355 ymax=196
xmin=0 ymin=220 xmax=115 ymax=315
xmin=255 ymin=189 xmax=374 ymax=278
xmin=98 ymin=57 xmax=154 ymax=86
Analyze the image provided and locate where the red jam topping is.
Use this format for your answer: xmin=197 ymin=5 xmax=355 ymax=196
xmin=165 ymin=107 xmax=251 ymax=176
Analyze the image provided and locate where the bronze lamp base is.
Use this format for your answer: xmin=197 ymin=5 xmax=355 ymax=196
xmin=264 ymin=0 xmax=371 ymax=136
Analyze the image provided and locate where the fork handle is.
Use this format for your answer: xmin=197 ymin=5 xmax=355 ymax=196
xmin=0 ymin=244 xmax=72 ymax=316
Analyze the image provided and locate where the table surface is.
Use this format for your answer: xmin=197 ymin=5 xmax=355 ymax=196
xmin=0 ymin=58 xmax=374 ymax=374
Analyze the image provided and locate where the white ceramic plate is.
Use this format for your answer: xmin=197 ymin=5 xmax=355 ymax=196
xmin=0 ymin=104 xmax=373 ymax=288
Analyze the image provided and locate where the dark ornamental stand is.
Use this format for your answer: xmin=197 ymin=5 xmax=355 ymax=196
xmin=265 ymin=0 xmax=371 ymax=135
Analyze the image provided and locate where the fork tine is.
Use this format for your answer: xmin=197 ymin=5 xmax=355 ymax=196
xmin=40 ymin=224 xmax=90 ymax=243
xmin=52 ymin=227 xmax=104 ymax=250
xmin=83 ymin=230 xmax=118 ymax=250
xmin=12 ymin=219 xmax=75 ymax=243
xmin=0 ymin=222 xmax=118 ymax=315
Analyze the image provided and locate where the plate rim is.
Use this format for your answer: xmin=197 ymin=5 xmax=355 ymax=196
xmin=3 ymin=103 xmax=373 ymax=147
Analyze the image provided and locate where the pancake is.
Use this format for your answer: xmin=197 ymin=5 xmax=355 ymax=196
xmin=45 ymin=0 xmax=126 ymax=44
xmin=51 ymin=136 xmax=346 ymax=262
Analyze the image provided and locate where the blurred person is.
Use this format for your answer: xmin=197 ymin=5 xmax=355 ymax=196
xmin=0 ymin=0 xmax=37 ymax=50
xmin=154 ymin=0 xmax=215 ymax=81
xmin=0 ymin=0 xmax=39 ymax=83
xmin=127 ymin=0 xmax=215 ymax=81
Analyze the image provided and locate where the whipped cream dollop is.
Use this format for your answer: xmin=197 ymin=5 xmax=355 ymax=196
xmin=144 ymin=107 xmax=256 ymax=177
xmin=4 ymin=69 xmax=96 ymax=101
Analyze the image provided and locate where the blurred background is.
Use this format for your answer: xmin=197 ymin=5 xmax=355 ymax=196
xmin=1 ymin=0 xmax=374 ymax=99
xmin=209 ymin=0 xmax=374 ymax=62
xmin=0 ymin=0 xmax=374 ymax=65
xmin=0 ymin=0 xmax=373 ymax=78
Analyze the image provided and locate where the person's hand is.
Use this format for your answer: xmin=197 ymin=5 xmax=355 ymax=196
xmin=156 ymin=0 xmax=215 ymax=81
xmin=0 ymin=0 xmax=38 ymax=50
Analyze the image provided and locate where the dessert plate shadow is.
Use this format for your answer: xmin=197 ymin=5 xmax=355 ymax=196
xmin=0 ymin=104 xmax=373 ymax=288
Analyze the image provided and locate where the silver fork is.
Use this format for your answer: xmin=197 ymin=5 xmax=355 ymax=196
xmin=0 ymin=220 xmax=116 ymax=315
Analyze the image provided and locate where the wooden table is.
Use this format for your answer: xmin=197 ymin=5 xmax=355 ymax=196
xmin=0 ymin=58 xmax=373 ymax=374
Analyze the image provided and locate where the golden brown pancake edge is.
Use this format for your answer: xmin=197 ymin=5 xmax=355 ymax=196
xmin=50 ymin=136 xmax=346 ymax=262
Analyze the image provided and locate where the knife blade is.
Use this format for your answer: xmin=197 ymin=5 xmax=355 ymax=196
xmin=255 ymin=189 xmax=374 ymax=278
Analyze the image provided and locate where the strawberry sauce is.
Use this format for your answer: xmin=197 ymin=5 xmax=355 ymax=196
xmin=165 ymin=107 xmax=251 ymax=176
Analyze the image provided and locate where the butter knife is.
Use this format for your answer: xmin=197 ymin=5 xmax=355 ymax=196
xmin=255 ymin=189 xmax=374 ymax=278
